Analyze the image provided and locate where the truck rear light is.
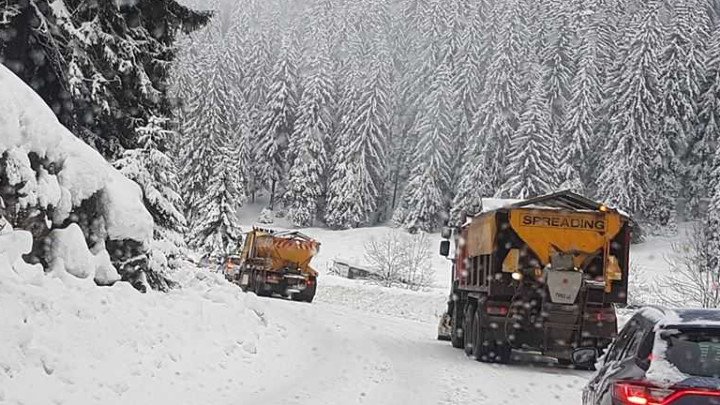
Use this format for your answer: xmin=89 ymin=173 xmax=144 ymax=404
xmin=613 ymin=381 xmax=720 ymax=404
xmin=307 ymin=278 xmax=315 ymax=287
xmin=486 ymin=305 xmax=509 ymax=316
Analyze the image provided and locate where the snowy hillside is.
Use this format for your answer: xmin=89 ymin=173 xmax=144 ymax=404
xmin=0 ymin=64 xmax=155 ymax=286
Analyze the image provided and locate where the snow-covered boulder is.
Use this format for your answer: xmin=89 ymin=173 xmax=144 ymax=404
xmin=47 ymin=224 xmax=95 ymax=279
xmin=0 ymin=228 xmax=33 ymax=271
xmin=0 ymin=63 xmax=153 ymax=287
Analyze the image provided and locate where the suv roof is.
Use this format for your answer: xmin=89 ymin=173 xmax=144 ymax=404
xmin=638 ymin=306 xmax=720 ymax=329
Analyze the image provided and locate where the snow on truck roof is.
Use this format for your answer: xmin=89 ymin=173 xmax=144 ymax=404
xmin=479 ymin=198 xmax=522 ymax=213
xmin=473 ymin=190 xmax=631 ymax=218
xmin=250 ymin=227 xmax=318 ymax=242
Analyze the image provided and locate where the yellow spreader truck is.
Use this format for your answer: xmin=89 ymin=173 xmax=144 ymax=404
xmin=224 ymin=227 xmax=319 ymax=303
xmin=437 ymin=191 xmax=632 ymax=367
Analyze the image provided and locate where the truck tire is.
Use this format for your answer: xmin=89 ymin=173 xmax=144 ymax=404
xmin=472 ymin=305 xmax=511 ymax=363
xmin=463 ymin=302 xmax=477 ymax=356
xmin=291 ymin=289 xmax=315 ymax=303
xmin=291 ymin=281 xmax=316 ymax=303
xmin=495 ymin=343 xmax=511 ymax=364
xmin=472 ymin=307 xmax=490 ymax=362
xmin=304 ymin=279 xmax=316 ymax=303
xmin=254 ymin=273 xmax=271 ymax=297
xmin=450 ymin=300 xmax=464 ymax=349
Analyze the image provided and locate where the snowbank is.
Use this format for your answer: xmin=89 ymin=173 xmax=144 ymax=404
xmin=0 ymin=63 xmax=153 ymax=283
xmin=0 ymin=245 xmax=270 ymax=404
xmin=100 ymin=170 xmax=154 ymax=243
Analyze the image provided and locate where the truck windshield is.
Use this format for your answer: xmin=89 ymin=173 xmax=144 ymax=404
xmin=664 ymin=330 xmax=720 ymax=378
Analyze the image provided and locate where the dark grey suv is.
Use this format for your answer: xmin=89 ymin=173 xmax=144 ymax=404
xmin=582 ymin=307 xmax=720 ymax=405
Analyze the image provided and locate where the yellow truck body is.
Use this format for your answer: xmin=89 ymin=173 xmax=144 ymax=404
xmin=225 ymin=227 xmax=320 ymax=303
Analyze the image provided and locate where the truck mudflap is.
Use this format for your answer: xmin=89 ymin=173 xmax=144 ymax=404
xmin=437 ymin=312 xmax=452 ymax=341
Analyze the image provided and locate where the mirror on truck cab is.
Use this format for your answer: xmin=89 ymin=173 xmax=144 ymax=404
xmin=439 ymin=240 xmax=451 ymax=257
xmin=440 ymin=226 xmax=452 ymax=239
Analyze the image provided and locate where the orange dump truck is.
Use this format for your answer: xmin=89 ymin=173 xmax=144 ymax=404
xmin=224 ymin=228 xmax=319 ymax=303
xmin=437 ymin=191 xmax=631 ymax=367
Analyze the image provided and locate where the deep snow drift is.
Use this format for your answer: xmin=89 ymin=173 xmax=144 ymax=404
xmin=0 ymin=232 xmax=269 ymax=404
xmin=0 ymin=63 xmax=153 ymax=283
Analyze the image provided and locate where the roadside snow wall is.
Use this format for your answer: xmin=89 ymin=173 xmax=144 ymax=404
xmin=0 ymin=234 xmax=269 ymax=404
xmin=0 ymin=63 xmax=153 ymax=285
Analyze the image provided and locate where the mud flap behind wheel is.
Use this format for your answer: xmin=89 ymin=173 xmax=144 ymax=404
xmin=437 ymin=313 xmax=452 ymax=341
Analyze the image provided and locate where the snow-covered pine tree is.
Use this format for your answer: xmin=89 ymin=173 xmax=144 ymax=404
xmin=648 ymin=0 xmax=707 ymax=230
xmin=181 ymin=46 xmax=244 ymax=258
xmin=448 ymin=142 xmax=493 ymax=225
xmin=284 ymin=49 xmax=335 ymax=227
xmin=223 ymin=43 xmax=253 ymax=215
xmin=659 ymin=0 xmax=705 ymax=158
xmin=3 ymin=0 xmax=208 ymax=291
xmin=325 ymin=47 xmax=391 ymax=229
xmin=449 ymin=1 xmax=506 ymax=224
xmin=386 ymin=14 xmax=417 ymax=212
xmin=497 ymin=62 xmax=557 ymax=199
xmin=685 ymin=2 xmax=716 ymax=217
xmin=0 ymin=0 xmax=210 ymax=159
xmin=596 ymin=0 xmax=663 ymax=222
xmin=471 ymin=0 xmax=527 ymax=191
xmin=541 ymin=1 xmax=574 ymax=134
xmin=190 ymin=157 xmax=244 ymax=259
xmin=706 ymin=148 xmax=720 ymax=282
xmin=453 ymin=1 xmax=486 ymax=127
xmin=169 ymin=34 xmax=203 ymax=151
xmin=256 ymin=37 xmax=299 ymax=210
xmin=446 ymin=0 xmax=487 ymax=198
xmin=393 ymin=54 xmax=455 ymax=232
xmin=560 ymin=18 xmax=602 ymax=193
xmin=113 ymin=116 xmax=187 ymax=281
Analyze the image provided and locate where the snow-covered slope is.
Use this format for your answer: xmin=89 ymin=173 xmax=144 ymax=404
xmin=1 ymin=241 xmax=270 ymax=404
xmin=0 ymin=63 xmax=152 ymax=282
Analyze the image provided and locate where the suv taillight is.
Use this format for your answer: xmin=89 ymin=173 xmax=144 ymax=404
xmin=613 ymin=381 xmax=720 ymax=404
xmin=613 ymin=381 xmax=672 ymax=404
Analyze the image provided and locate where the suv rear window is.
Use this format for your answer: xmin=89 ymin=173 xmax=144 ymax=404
xmin=664 ymin=330 xmax=720 ymax=378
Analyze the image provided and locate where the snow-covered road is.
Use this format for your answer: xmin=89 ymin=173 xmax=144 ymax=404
xmin=242 ymin=297 xmax=590 ymax=405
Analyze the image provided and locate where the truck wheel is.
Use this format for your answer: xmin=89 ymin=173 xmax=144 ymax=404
xmin=291 ymin=283 xmax=316 ymax=303
xmin=304 ymin=281 xmax=316 ymax=303
xmin=472 ymin=307 xmax=490 ymax=362
xmin=463 ymin=302 xmax=477 ymax=356
xmin=450 ymin=300 xmax=464 ymax=349
xmin=495 ymin=343 xmax=512 ymax=364
xmin=254 ymin=274 xmax=271 ymax=297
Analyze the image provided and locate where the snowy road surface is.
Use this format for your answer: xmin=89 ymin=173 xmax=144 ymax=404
xmin=243 ymin=297 xmax=590 ymax=405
